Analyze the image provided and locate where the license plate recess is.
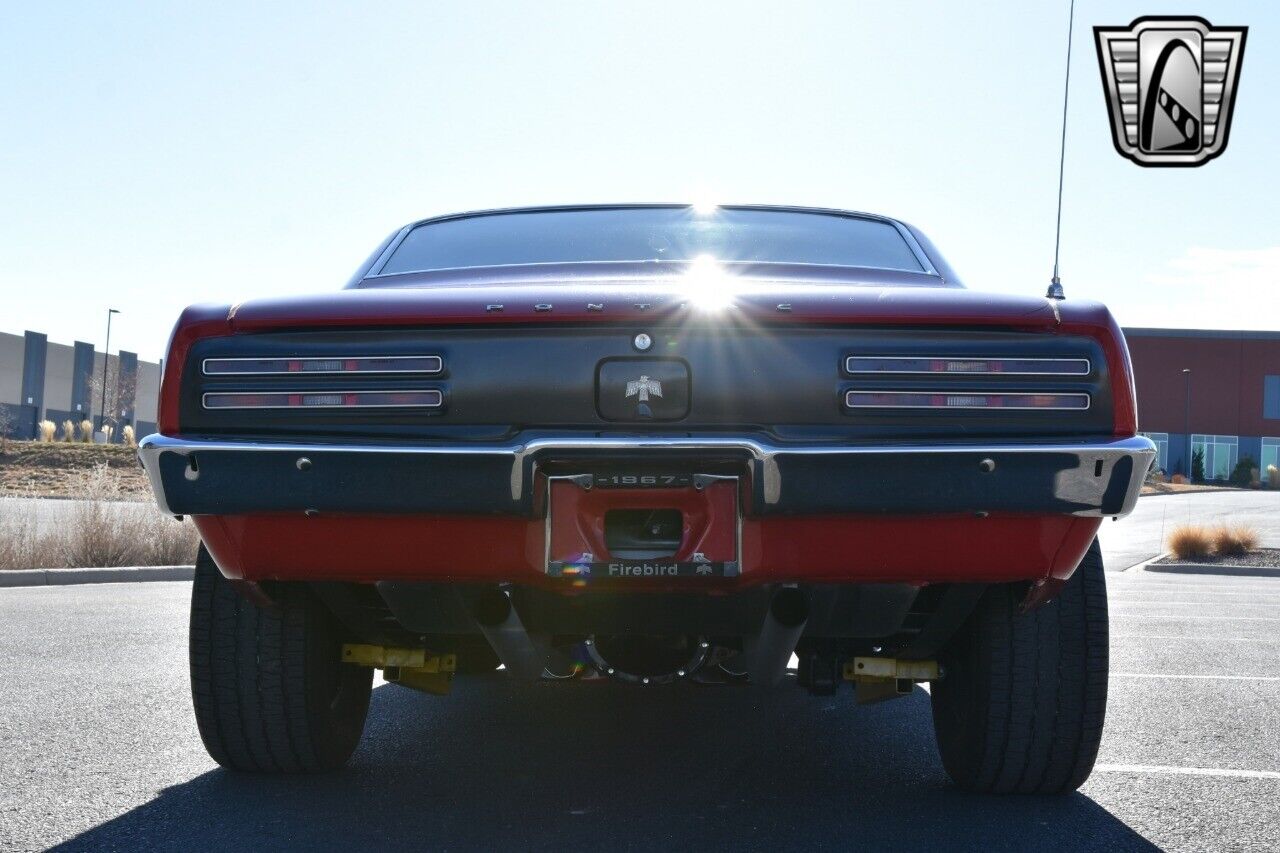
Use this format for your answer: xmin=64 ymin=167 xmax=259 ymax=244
xmin=545 ymin=474 xmax=740 ymax=578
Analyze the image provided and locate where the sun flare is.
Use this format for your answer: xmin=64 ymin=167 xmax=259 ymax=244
xmin=682 ymin=254 xmax=735 ymax=311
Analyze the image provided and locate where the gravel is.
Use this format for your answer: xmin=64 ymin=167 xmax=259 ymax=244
xmin=1154 ymin=548 xmax=1280 ymax=569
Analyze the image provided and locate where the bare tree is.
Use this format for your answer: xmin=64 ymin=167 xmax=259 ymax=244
xmin=0 ymin=404 xmax=13 ymax=453
xmin=85 ymin=357 xmax=138 ymax=440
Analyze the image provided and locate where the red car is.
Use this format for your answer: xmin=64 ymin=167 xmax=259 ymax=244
xmin=140 ymin=205 xmax=1153 ymax=791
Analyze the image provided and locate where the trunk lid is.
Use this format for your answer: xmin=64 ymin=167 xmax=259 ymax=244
xmin=228 ymin=263 xmax=1083 ymax=333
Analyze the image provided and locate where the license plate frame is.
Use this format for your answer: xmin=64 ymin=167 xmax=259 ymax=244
xmin=544 ymin=473 xmax=740 ymax=579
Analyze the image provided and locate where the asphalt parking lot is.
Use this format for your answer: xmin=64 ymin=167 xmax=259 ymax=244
xmin=1 ymin=568 xmax=1277 ymax=852
xmin=1098 ymin=490 xmax=1280 ymax=571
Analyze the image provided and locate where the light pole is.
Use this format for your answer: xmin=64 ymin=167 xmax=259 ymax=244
xmin=1182 ymin=368 xmax=1192 ymax=478
xmin=100 ymin=309 xmax=120 ymax=437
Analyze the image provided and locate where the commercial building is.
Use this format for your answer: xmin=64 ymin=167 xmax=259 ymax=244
xmin=0 ymin=329 xmax=160 ymax=441
xmin=1127 ymin=328 xmax=1280 ymax=480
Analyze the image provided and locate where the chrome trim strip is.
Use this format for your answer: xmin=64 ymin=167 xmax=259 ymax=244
xmin=843 ymin=390 xmax=1091 ymax=411
xmin=139 ymin=433 xmax=1156 ymax=518
xmin=844 ymin=356 xmax=1091 ymax=376
xmin=202 ymin=355 xmax=443 ymax=376
xmin=884 ymin=219 xmax=937 ymax=276
xmin=201 ymin=389 xmax=444 ymax=410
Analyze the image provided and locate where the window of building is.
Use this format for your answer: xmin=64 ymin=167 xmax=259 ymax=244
xmin=1141 ymin=432 xmax=1169 ymax=474
xmin=1191 ymin=434 xmax=1238 ymax=481
xmin=1262 ymin=438 xmax=1280 ymax=480
xmin=1266 ymin=376 xmax=1280 ymax=420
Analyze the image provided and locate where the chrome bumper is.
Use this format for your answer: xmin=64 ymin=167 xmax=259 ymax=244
xmin=138 ymin=433 xmax=1155 ymax=519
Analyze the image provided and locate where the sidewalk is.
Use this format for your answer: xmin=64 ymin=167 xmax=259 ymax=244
xmin=0 ymin=565 xmax=193 ymax=588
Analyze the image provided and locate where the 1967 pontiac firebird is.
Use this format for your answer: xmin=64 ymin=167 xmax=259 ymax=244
xmin=139 ymin=204 xmax=1154 ymax=792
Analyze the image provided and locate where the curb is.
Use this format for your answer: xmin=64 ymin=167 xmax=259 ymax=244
xmin=1138 ymin=487 xmax=1250 ymax=498
xmin=0 ymin=565 xmax=194 ymax=588
xmin=1143 ymin=562 xmax=1280 ymax=579
xmin=1120 ymin=554 xmax=1167 ymax=572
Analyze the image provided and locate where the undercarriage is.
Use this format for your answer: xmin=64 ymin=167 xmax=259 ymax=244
xmin=311 ymin=578 xmax=976 ymax=695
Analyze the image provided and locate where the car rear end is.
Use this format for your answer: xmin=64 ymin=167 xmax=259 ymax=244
xmin=144 ymin=205 xmax=1153 ymax=789
xmin=150 ymin=303 xmax=1142 ymax=586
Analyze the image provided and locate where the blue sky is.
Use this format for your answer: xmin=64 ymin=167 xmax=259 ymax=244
xmin=2 ymin=0 xmax=1277 ymax=361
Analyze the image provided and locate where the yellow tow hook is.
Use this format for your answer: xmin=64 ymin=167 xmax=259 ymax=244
xmin=843 ymin=657 xmax=942 ymax=705
xmin=341 ymin=644 xmax=458 ymax=696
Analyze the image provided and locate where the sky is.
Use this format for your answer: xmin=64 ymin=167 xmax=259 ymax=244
xmin=2 ymin=0 xmax=1277 ymax=362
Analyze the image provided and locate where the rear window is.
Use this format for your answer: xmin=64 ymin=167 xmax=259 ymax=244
xmin=376 ymin=207 xmax=926 ymax=276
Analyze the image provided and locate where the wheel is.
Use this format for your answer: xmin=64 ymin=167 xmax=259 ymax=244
xmin=189 ymin=544 xmax=373 ymax=772
xmin=930 ymin=538 xmax=1108 ymax=794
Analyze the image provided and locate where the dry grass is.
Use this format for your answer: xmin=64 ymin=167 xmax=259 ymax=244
xmin=122 ymin=424 xmax=136 ymax=447
xmin=1 ymin=440 xmax=149 ymax=498
xmin=0 ymin=464 xmax=198 ymax=570
xmin=78 ymin=419 xmax=93 ymax=443
xmin=1269 ymin=465 xmax=1279 ymax=489
xmin=1211 ymin=524 xmax=1259 ymax=557
xmin=60 ymin=420 xmax=75 ymax=442
xmin=37 ymin=420 xmax=56 ymax=442
xmin=1167 ymin=524 xmax=1214 ymax=560
xmin=1167 ymin=522 xmax=1261 ymax=561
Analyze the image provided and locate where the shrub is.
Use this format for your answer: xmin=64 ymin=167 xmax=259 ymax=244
xmin=1269 ymin=465 xmax=1280 ymax=488
xmin=1168 ymin=524 xmax=1213 ymax=560
xmin=58 ymin=474 xmax=138 ymax=567
xmin=0 ymin=464 xmax=199 ymax=569
xmin=1230 ymin=456 xmax=1256 ymax=487
xmin=78 ymin=419 xmax=93 ymax=443
xmin=38 ymin=420 xmax=57 ymax=442
xmin=122 ymin=424 xmax=136 ymax=447
xmin=0 ymin=499 xmax=42 ymax=569
xmin=1170 ymin=473 xmax=1186 ymax=485
xmin=61 ymin=420 xmax=76 ymax=442
xmin=1211 ymin=524 xmax=1259 ymax=557
xmin=132 ymin=506 xmax=200 ymax=566
xmin=1191 ymin=449 xmax=1205 ymax=482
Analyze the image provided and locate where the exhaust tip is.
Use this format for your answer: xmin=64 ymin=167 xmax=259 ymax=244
xmin=770 ymin=587 xmax=809 ymax=628
xmin=473 ymin=588 xmax=513 ymax=627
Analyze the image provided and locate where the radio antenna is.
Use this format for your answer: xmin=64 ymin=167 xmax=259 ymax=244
xmin=1047 ymin=0 xmax=1076 ymax=300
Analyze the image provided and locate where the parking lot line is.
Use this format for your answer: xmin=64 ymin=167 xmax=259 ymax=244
xmin=1094 ymin=764 xmax=1280 ymax=781
xmin=1118 ymin=614 xmax=1280 ymax=622
xmin=1112 ymin=634 xmax=1280 ymax=642
xmin=1110 ymin=591 xmax=1280 ymax=599
xmin=1111 ymin=573 xmax=1280 ymax=589
xmin=1111 ymin=672 xmax=1280 ymax=681
xmin=1116 ymin=573 xmax=1280 ymax=581
xmin=1111 ymin=589 xmax=1280 ymax=598
xmin=1105 ymin=596 xmax=1280 ymax=604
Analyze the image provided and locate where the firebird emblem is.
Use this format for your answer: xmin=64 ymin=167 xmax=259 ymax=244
xmin=625 ymin=375 xmax=663 ymax=402
xmin=1094 ymin=17 xmax=1247 ymax=167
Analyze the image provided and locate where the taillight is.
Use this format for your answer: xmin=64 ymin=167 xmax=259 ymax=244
xmin=844 ymin=356 xmax=1089 ymax=376
xmin=202 ymin=390 xmax=443 ymax=410
xmin=844 ymin=391 xmax=1089 ymax=410
xmin=202 ymin=355 xmax=443 ymax=375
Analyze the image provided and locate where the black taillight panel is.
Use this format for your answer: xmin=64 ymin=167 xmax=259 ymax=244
xmin=181 ymin=326 xmax=1113 ymax=441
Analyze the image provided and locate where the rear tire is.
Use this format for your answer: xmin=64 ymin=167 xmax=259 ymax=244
xmin=189 ymin=545 xmax=373 ymax=772
xmin=930 ymin=539 xmax=1108 ymax=794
